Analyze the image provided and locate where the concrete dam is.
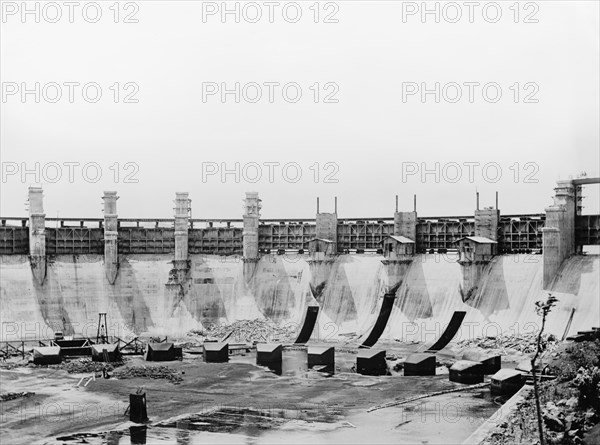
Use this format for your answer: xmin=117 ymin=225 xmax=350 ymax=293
xmin=1 ymin=179 xmax=599 ymax=343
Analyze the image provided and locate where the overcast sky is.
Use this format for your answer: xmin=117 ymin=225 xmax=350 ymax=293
xmin=1 ymin=1 xmax=598 ymax=220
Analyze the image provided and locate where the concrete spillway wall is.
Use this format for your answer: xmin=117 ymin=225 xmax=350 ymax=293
xmin=0 ymin=254 xmax=598 ymax=342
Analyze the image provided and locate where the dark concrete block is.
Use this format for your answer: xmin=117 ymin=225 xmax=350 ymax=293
xmin=404 ymin=353 xmax=436 ymax=376
xmin=566 ymin=334 xmax=587 ymax=342
xmin=32 ymin=346 xmax=61 ymax=365
xmin=91 ymin=343 xmax=121 ymax=362
xmin=577 ymin=330 xmax=599 ymax=340
xmin=145 ymin=342 xmax=175 ymax=362
xmin=174 ymin=347 xmax=183 ymax=359
xmin=256 ymin=343 xmax=282 ymax=365
xmin=203 ymin=342 xmax=229 ymax=363
xmin=308 ymin=346 xmax=334 ymax=368
xmin=129 ymin=393 xmax=148 ymax=423
xmin=357 ymin=349 xmax=387 ymax=376
xmin=461 ymin=351 xmax=501 ymax=374
xmin=449 ymin=360 xmax=484 ymax=384
xmin=480 ymin=355 xmax=501 ymax=374
xmin=491 ymin=369 xmax=525 ymax=395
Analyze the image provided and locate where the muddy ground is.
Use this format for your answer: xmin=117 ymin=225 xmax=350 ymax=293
xmin=0 ymin=342 xmax=508 ymax=444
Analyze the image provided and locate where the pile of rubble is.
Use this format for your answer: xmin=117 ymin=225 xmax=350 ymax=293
xmin=113 ymin=365 xmax=183 ymax=384
xmin=456 ymin=332 xmax=559 ymax=355
xmin=0 ymin=392 xmax=35 ymax=402
xmin=188 ymin=319 xmax=297 ymax=343
xmin=30 ymin=358 xmax=122 ymax=374
xmin=60 ymin=358 xmax=122 ymax=374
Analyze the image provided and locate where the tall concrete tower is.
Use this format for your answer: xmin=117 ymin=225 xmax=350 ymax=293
xmin=307 ymin=197 xmax=338 ymax=300
xmin=166 ymin=192 xmax=192 ymax=291
xmin=102 ymin=191 xmax=119 ymax=284
xmin=384 ymin=195 xmax=417 ymax=295
xmin=28 ymin=186 xmax=46 ymax=285
xmin=542 ymin=180 xmax=576 ymax=289
xmin=242 ymin=192 xmax=261 ymax=281
xmin=174 ymin=192 xmax=191 ymax=264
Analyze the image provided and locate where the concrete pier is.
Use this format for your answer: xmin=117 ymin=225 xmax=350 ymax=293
xmin=474 ymin=208 xmax=500 ymax=241
xmin=167 ymin=192 xmax=191 ymax=290
xmin=307 ymin=198 xmax=338 ymax=299
xmin=242 ymin=192 xmax=261 ymax=282
xmin=102 ymin=191 xmax=119 ymax=284
xmin=455 ymin=196 xmax=500 ymax=300
xmin=28 ymin=187 xmax=46 ymax=285
xmin=543 ymin=180 xmax=576 ymax=289
xmin=393 ymin=210 xmax=417 ymax=243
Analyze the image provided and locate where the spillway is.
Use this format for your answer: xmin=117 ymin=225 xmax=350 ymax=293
xmin=1 ymin=253 xmax=598 ymax=342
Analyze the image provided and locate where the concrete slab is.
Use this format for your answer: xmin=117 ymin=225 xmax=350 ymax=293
xmin=490 ymin=369 xmax=526 ymax=396
xmin=307 ymin=346 xmax=334 ymax=368
xmin=356 ymin=349 xmax=387 ymax=376
xmin=449 ymin=360 xmax=484 ymax=384
xmin=203 ymin=342 xmax=229 ymax=363
xmin=404 ymin=353 xmax=436 ymax=376
xmin=256 ymin=343 xmax=282 ymax=365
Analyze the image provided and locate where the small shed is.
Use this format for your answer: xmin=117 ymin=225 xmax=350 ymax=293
xmin=380 ymin=235 xmax=415 ymax=260
xmin=32 ymin=346 xmax=62 ymax=365
xmin=455 ymin=236 xmax=497 ymax=263
xmin=91 ymin=343 xmax=121 ymax=362
xmin=145 ymin=342 xmax=175 ymax=362
xmin=305 ymin=238 xmax=336 ymax=259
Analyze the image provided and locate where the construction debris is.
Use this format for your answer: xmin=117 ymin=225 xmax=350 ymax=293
xmin=456 ymin=333 xmax=559 ymax=355
xmin=0 ymin=392 xmax=35 ymax=402
xmin=188 ymin=319 xmax=297 ymax=343
xmin=32 ymin=358 xmax=122 ymax=374
xmin=113 ymin=365 xmax=183 ymax=384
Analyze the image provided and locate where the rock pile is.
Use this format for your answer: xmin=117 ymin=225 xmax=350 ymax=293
xmin=456 ymin=333 xmax=559 ymax=355
xmin=59 ymin=358 xmax=122 ymax=374
xmin=113 ymin=365 xmax=183 ymax=384
xmin=0 ymin=392 xmax=34 ymax=402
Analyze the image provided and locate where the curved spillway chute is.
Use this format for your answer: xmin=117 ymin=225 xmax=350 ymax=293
xmin=294 ymin=306 xmax=319 ymax=344
xmin=359 ymin=293 xmax=397 ymax=348
xmin=425 ymin=310 xmax=467 ymax=352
